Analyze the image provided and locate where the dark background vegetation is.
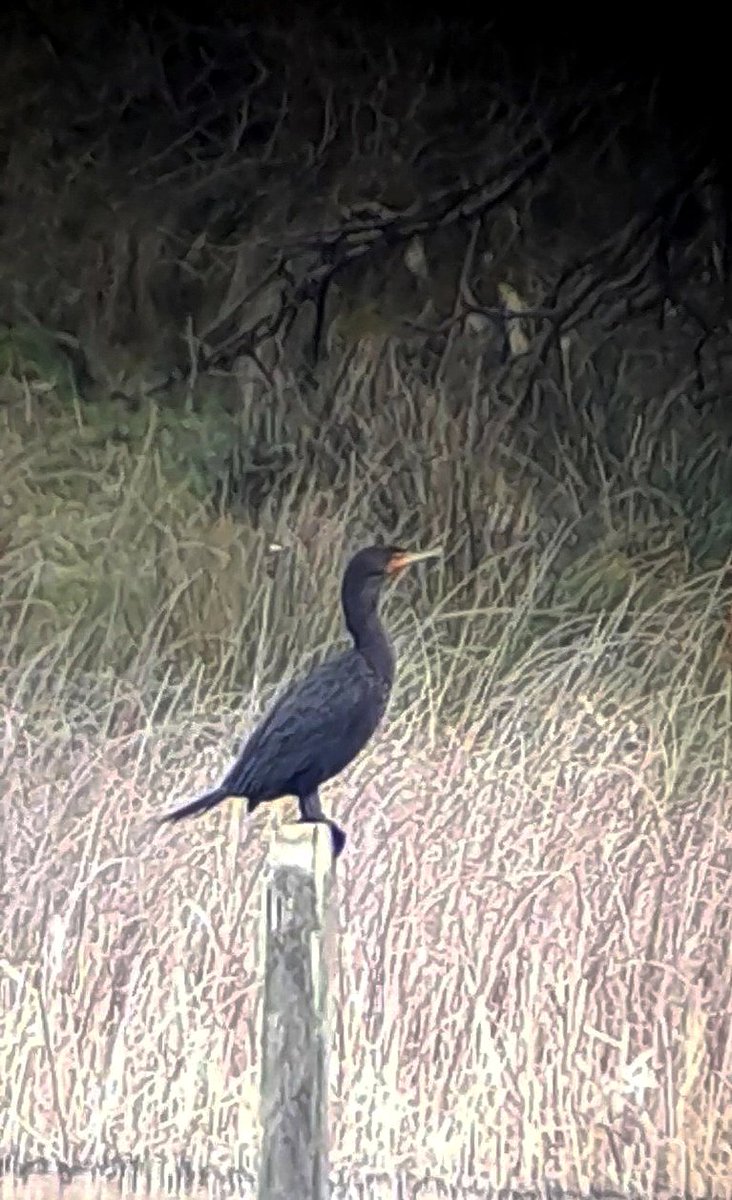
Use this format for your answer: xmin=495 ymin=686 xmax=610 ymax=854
xmin=2 ymin=1 xmax=732 ymax=429
xmin=4 ymin=0 xmax=732 ymax=604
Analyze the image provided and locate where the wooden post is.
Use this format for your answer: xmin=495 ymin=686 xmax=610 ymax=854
xmin=257 ymin=821 xmax=335 ymax=1200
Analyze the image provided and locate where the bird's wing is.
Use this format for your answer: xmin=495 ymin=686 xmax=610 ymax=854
xmin=221 ymin=650 xmax=381 ymax=797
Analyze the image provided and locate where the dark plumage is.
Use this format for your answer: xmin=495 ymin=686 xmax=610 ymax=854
xmin=159 ymin=543 xmax=441 ymax=856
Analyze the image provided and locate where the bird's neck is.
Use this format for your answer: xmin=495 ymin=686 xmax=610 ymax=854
xmin=350 ymin=612 xmax=395 ymax=683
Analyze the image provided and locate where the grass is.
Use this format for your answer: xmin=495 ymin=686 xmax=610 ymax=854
xmin=1 ymin=349 xmax=731 ymax=1199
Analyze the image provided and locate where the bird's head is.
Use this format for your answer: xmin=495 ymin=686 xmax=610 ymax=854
xmin=345 ymin=544 xmax=442 ymax=584
xmin=341 ymin=544 xmax=441 ymax=652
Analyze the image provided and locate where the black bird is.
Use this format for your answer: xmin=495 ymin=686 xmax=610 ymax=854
xmin=159 ymin=544 xmax=441 ymax=856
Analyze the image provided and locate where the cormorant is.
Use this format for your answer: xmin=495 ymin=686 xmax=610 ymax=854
xmin=159 ymin=544 xmax=441 ymax=856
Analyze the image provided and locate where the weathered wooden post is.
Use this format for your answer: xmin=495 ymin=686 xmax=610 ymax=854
xmin=257 ymin=821 xmax=336 ymax=1200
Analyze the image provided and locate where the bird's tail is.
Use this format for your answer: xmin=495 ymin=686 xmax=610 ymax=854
xmin=159 ymin=786 xmax=229 ymax=824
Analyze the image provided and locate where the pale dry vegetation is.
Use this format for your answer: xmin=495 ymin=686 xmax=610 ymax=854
xmin=1 ymin=346 xmax=732 ymax=1199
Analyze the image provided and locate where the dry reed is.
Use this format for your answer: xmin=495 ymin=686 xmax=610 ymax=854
xmin=1 ymin=359 xmax=731 ymax=1200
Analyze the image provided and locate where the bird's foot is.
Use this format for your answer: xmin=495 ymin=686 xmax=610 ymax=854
xmin=297 ymin=816 xmax=346 ymax=858
xmin=327 ymin=819 xmax=347 ymax=858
